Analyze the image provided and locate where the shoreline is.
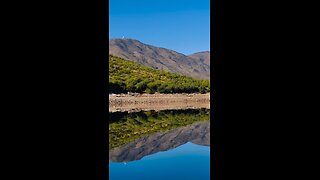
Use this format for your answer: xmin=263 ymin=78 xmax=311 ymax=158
xmin=109 ymin=93 xmax=210 ymax=112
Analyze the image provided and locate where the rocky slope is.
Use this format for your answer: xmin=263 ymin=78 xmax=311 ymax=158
xmin=189 ymin=51 xmax=210 ymax=66
xmin=109 ymin=38 xmax=210 ymax=79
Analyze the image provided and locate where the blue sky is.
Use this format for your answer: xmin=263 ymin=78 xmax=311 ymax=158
xmin=109 ymin=0 xmax=210 ymax=55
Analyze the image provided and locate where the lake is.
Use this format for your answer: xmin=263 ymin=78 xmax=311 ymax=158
xmin=109 ymin=109 xmax=210 ymax=180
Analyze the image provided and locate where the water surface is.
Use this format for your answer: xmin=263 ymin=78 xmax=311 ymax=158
xmin=109 ymin=109 xmax=210 ymax=180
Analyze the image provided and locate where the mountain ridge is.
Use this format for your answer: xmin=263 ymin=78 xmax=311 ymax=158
xmin=109 ymin=38 xmax=210 ymax=79
xmin=189 ymin=51 xmax=210 ymax=66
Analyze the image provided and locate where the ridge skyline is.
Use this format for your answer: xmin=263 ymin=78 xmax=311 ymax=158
xmin=109 ymin=38 xmax=210 ymax=56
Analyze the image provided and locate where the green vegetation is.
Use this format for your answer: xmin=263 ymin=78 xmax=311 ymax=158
xmin=109 ymin=109 xmax=210 ymax=149
xmin=109 ymin=54 xmax=210 ymax=94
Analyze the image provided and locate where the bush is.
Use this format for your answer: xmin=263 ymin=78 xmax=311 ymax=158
xmin=109 ymin=54 xmax=210 ymax=94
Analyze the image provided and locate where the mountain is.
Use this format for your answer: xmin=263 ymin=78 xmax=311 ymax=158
xmin=109 ymin=38 xmax=210 ymax=79
xmin=189 ymin=51 xmax=210 ymax=66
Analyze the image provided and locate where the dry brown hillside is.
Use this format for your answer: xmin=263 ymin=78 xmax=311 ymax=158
xmin=109 ymin=38 xmax=210 ymax=79
xmin=189 ymin=51 xmax=210 ymax=66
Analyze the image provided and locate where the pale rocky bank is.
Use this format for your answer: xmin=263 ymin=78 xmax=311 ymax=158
xmin=109 ymin=93 xmax=210 ymax=112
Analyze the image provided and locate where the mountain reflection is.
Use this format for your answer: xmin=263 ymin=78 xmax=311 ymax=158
xmin=109 ymin=109 xmax=210 ymax=163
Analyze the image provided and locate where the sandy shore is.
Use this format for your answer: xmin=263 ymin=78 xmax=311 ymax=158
xmin=109 ymin=93 xmax=210 ymax=112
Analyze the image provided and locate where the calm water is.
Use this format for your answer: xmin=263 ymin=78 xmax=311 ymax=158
xmin=109 ymin=109 xmax=210 ymax=180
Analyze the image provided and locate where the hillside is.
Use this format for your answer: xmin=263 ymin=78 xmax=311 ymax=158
xmin=189 ymin=51 xmax=210 ymax=66
xmin=109 ymin=55 xmax=210 ymax=94
xmin=109 ymin=38 xmax=210 ymax=79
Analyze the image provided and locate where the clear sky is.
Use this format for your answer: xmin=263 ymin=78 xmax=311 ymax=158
xmin=109 ymin=0 xmax=210 ymax=55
